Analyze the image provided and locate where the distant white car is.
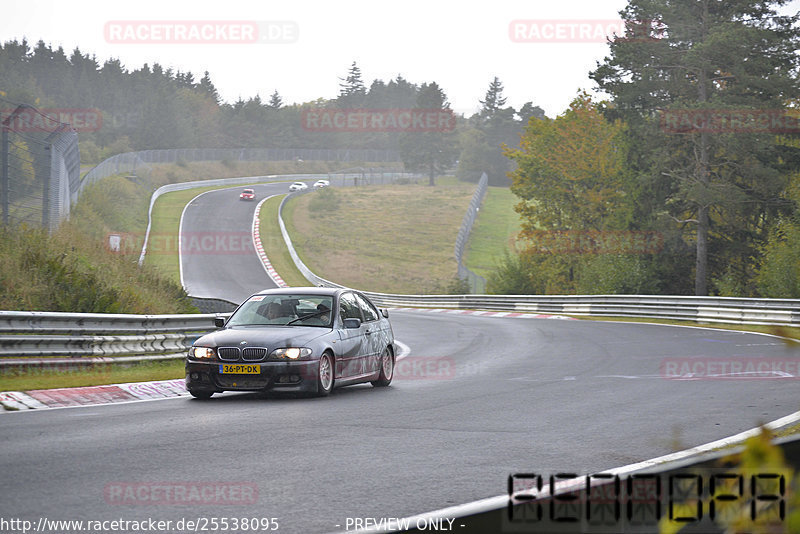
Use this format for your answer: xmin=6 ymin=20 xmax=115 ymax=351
xmin=313 ymin=179 xmax=330 ymax=189
xmin=289 ymin=182 xmax=308 ymax=192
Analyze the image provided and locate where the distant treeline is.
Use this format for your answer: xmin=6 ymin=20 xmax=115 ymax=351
xmin=0 ymin=39 xmax=543 ymax=184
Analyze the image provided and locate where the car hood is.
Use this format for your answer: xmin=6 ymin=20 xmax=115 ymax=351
xmin=194 ymin=325 xmax=331 ymax=348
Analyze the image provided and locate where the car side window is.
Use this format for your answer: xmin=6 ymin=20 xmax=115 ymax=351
xmin=354 ymin=293 xmax=379 ymax=322
xmin=339 ymin=293 xmax=363 ymax=321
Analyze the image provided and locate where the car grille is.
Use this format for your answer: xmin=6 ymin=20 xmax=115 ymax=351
xmin=242 ymin=348 xmax=267 ymax=361
xmin=217 ymin=347 xmax=267 ymax=362
xmin=218 ymin=347 xmax=241 ymax=361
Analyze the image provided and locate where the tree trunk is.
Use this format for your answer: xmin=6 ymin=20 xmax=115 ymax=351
xmin=695 ymin=16 xmax=710 ymax=296
xmin=695 ymin=132 xmax=709 ymax=296
xmin=695 ymin=204 xmax=708 ymax=295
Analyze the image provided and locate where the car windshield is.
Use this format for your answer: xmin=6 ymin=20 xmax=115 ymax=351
xmin=226 ymin=294 xmax=334 ymax=327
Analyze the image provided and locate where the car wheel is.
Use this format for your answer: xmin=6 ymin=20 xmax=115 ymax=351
xmin=189 ymin=389 xmax=213 ymax=399
xmin=371 ymin=347 xmax=394 ymax=387
xmin=317 ymin=352 xmax=334 ymax=396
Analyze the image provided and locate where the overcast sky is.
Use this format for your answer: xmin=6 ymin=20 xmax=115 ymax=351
xmin=3 ymin=0 xmax=798 ymax=117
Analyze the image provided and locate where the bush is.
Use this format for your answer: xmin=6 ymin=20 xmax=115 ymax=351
xmin=576 ymin=254 xmax=661 ymax=294
xmin=757 ymin=220 xmax=800 ymax=297
xmin=0 ymin=224 xmax=197 ymax=314
xmin=308 ymin=187 xmax=339 ymax=215
xmin=486 ymin=250 xmax=546 ymax=294
xmin=79 ymin=140 xmax=102 ymax=165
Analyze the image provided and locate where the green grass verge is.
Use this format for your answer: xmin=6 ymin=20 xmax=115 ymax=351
xmin=0 ymin=359 xmax=184 ymax=392
xmin=463 ymin=186 xmax=523 ymax=279
xmin=258 ymin=195 xmax=310 ymax=287
xmin=144 ymin=185 xmax=230 ymax=283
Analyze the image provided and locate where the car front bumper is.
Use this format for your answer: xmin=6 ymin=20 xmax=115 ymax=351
xmin=185 ymin=359 xmax=321 ymax=394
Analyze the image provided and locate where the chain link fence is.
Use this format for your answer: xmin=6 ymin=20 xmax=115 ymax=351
xmin=0 ymin=103 xmax=80 ymax=232
xmin=78 ymin=148 xmax=402 ymax=197
xmin=455 ymin=172 xmax=488 ymax=293
xmin=325 ymin=166 xmax=427 ymax=186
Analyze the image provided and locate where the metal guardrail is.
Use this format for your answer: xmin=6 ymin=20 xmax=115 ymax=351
xmin=0 ymin=311 xmax=225 ymax=361
xmin=356 ymin=294 xmax=800 ymax=326
xmin=1 ymin=294 xmax=797 ymax=364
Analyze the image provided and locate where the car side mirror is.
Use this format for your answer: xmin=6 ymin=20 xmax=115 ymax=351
xmin=343 ymin=318 xmax=361 ymax=329
xmin=214 ymin=317 xmax=226 ymax=328
xmin=381 ymin=308 xmax=389 ymax=318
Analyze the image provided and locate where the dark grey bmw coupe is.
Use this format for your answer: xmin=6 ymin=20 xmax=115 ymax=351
xmin=185 ymin=287 xmax=396 ymax=398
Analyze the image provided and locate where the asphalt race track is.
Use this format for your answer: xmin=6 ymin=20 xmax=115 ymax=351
xmin=1 ymin=180 xmax=799 ymax=533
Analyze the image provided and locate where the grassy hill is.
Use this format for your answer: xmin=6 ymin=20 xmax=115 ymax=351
xmin=283 ymin=178 xmax=477 ymax=294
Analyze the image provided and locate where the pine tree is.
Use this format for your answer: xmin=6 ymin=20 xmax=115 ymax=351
xmin=198 ymin=71 xmax=219 ymax=104
xmin=337 ymin=61 xmax=366 ymax=107
xmin=399 ymin=82 xmax=457 ymax=186
xmin=591 ymin=0 xmax=800 ymax=295
xmin=267 ymin=90 xmax=283 ymax=109
xmin=479 ymin=77 xmax=507 ymax=118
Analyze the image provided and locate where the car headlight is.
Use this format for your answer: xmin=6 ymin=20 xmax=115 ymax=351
xmin=190 ymin=347 xmax=215 ymax=359
xmin=270 ymin=347 xmax=312 ymax=360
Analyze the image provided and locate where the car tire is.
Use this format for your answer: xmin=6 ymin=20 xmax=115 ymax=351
xmin=371 ymin=347 xmax=394 ymax=387
xmin=189 ymin=389 xmax=213 ymax=399
xmin=316 ymin=352 xmax=334 ymax=396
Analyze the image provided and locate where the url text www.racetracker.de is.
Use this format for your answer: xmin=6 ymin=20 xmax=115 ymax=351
xmin=0 ymin=517 xmax=280 ymax=533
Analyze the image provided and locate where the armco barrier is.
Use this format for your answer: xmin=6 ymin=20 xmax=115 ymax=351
xmin=0 ymin=310 xmax=229 ymax=361
xmin=2 ymin=294 xmax=797 ymax=367
xmin=356 ymin=294 xmax=800 ymax=326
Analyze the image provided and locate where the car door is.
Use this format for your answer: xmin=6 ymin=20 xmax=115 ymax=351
xmin=353 ymin=292 xmax=383 ymax=374
xmin=336 ymin=292 xmax=366 ymax=378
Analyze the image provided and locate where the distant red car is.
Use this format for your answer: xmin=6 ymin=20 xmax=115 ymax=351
xmin=239 ymin=188 xmax=255 ymax=201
